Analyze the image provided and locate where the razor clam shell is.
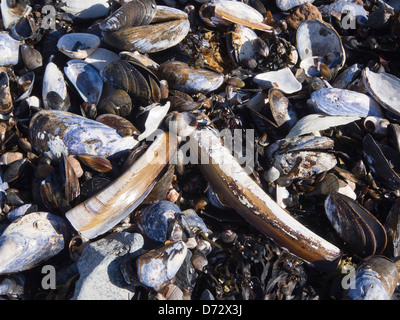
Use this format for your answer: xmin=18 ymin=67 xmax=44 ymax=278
xmin=65 ymin=131 xmax=177 ymax=239
xmin=57 ymin=33 xmax=100 ymax=60
xmin=189 ymin=128 xmax=342 ymax=272
xmin=253 ymin=68 xmax=302 ymax=94
xmin=0 ymin=212 xmax=70 ymax=274
xmin=42 ymin=62 xmax=69 ymax=110
xmin=362 ymin=67 xmax=400 ymax=116
xmin=136 ymin=241 xmax=188 ymax=291
xmin=61 ymin=0 xmax=111 ymax=19
xmin=159 ymin=61 xmax=224 ymax=94
xmin=346 ymin=255 xmax=398 ymax=300
xmin=310 ymin=88 xmax=383 ymax=117
xmin=103 ymin=6 xmax=190 ymax=53
xmin=286 ymin=114 xmax=360 ymax=139
xmin=29 ymin=109 xmax=139 ymax=160
xmin=276 ymin=0 xmax=314 ymax=11
xmin=213 ymin=0 xmax=273 ymax=31
xmin=324 ymin=193 xmax=387 ymax=257
xmin=0 ymin=32 xmax=21 ymax=66
xmin=64 ymin=59 xmax=103 ymax=106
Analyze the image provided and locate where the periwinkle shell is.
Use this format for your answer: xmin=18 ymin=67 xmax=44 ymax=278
xmin=0 ymin=212 xmax=70 ymax=274
xmin=29 ymin=109 xmax=139 ymax=160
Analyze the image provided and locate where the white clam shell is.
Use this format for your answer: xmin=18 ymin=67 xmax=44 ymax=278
xmin=0 ymin=32 xmax=21 ymax=66
xmin=286 ymin=114 xmax=361 ymax=138
xmin=84 ymin=48 xmax=121 ymax=72
xmin=253 ymin=67 xmax=302 ymax=94
xmin=276 ymin=0 xmax=314 ymax=11
xmin=57 ymin=33 xmax=100 ymax=59
xmin=61 ymin=0 xmax=111 ymax=19
xmin=310 ymin=87 xmax=383 ymax=117
xmin=362 ymin=67 xmax=400 ymax=116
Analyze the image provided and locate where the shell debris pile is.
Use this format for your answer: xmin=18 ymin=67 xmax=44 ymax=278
xmin=0 ymin=0 xmax=400 ymax=301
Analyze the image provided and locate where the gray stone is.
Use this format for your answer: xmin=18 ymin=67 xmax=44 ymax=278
xmin=72 ymin=232 xmax=144 ymax=300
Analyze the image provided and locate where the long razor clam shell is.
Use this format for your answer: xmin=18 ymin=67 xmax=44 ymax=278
xmin=189 ymin=128 xmax=342 ymax=271
xmin=66 ymin=131 xmax=177 ymax=239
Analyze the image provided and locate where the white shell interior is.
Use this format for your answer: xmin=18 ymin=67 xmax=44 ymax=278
xmin=57 ymin=33 xmax=100 ymax=59
xmin=296 ymin=20 xmax=345 ymax=72
xmin=0 ymin=32 xmax=20 ymax=66
xmin=61 ymin=0 xmax=111 ymax=19
xmin=363 ymin=67 xmax=400 ymax=116
xmin=85 ymin=48 xmax=120 ymax=72
xmin=253 ymin=67 xmax=302 ymax=94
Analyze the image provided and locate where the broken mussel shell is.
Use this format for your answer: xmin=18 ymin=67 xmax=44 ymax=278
xmin=253 ymin=68 xmax=302 ymax=94
xmin=29 ymin=109 xmax=139 ymax=160
xmin=296 ymin=20 xmax=345 ymax=77
xmin=384 ymin=198 xmax=400 ymax=257
xmin=264 ymin=135 xmax=337 ymax=181
xmin=133 ymin=240 xmax=188 ymax=291
xmin=324 ymin=193 xmax=387 ymax=257
xmin=346 ymin=255 xmax=398 ymax=300
xmin=65 ymin=131 xmax=177 ymax=239
xmin=189 ymin=128 xmax=342 ymax=272
xmin=0 ymin=70 xmax=13 ymax=115
xmin=0 ymin=212 xmax=70 ymax=274
xmin=362 ymin=67 xmax=400 ymax=117
xmin=362 ymin=133 xmax=400 ymax=190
